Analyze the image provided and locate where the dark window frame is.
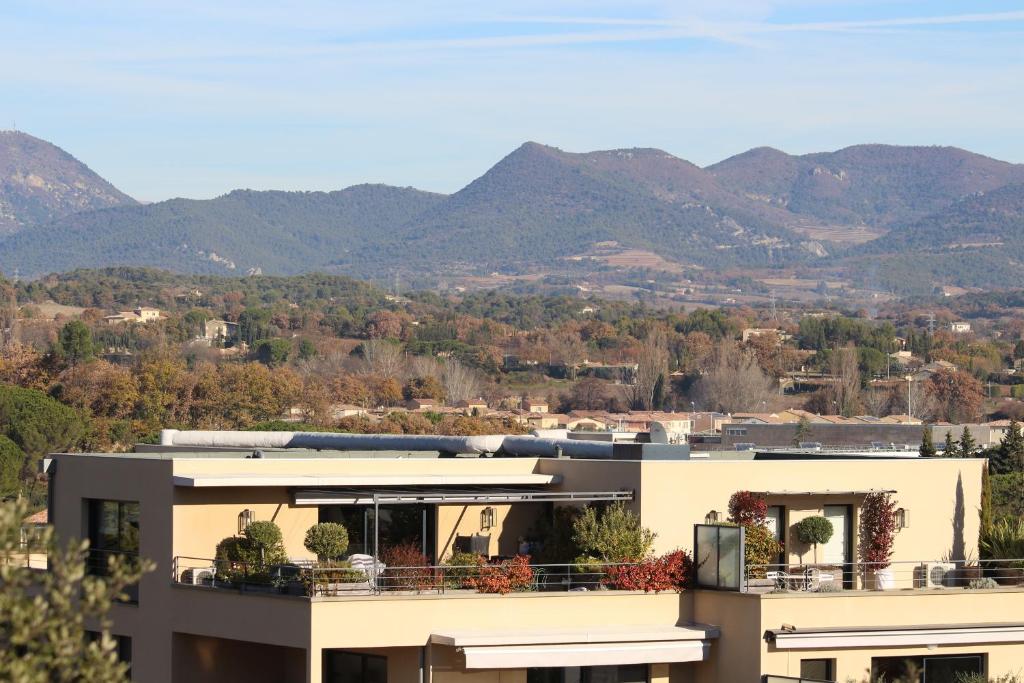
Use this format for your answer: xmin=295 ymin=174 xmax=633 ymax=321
xmin=323 ymin=650 xmax=388 ymax=683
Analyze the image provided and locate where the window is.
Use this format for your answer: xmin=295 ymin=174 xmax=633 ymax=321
xmin=871 ymin=654 xmax=983 ymax=683
xmin=324 ymin=651 xmax=387 ymax=683
xmin=800 ymin=658 xmax=835 ymax=681
xmin=86 ymin=500 xmax=140 ymax=601
xmin=85 ymin=631 xmax=132 ymax=678
xmin=527 ymin=666 xmax=648 ymax=683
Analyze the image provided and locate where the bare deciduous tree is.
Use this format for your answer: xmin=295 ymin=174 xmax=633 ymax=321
xmin=694 ymin=341 xmax=776 ymax=414
xmin=829 ymin=344 xmax=861 ymax=417
xmin=359 ymin=339 xmax=405 ymax=380
xmin=442 ymin=359 xmax=481 ymax=404
xmin=623 ymin=329 xmax=669 ymax=410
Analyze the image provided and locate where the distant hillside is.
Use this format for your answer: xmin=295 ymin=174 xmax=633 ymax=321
xmin=0 ymin=185 xmax=444 ymax=276
xmin=0 ymin=131 xmax=135 ymax=234
xmin=388 ymin=142 xmax=813 ymax=270
xmin=5 ymin=135 xmax=1024 ymax=290
xmin=709 ymin=144 xmax=1024 ymax=228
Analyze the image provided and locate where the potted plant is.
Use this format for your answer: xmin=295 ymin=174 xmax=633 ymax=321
xmin=304 ymin=522 xmax=349 ymax=562
xmin=794 ymin=516 xmax=834 ymax=565
xmin=859 ymin=493 xmax=898 ymax=589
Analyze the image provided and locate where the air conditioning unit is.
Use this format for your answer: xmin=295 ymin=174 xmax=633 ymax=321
xmin=182 ymin=566 xmax=216 ymax=586
xmin=917 ymin=562 xmax=955 ymax=588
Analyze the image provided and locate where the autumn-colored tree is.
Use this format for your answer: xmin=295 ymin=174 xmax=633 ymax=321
xmin=926 ymin=368 xmax=984 ymax=423
xmin=372 ymin=376 xmax=403 ymax=407
xmin=55 ymin=361 xmax=139 ymax=420
xmin=442 ymin=359 xmax=481 ymax=404
xmin=568 ymin=377 xmax=608 ymax=411
xmin=403 ymin=376 xmax=445 ymax=401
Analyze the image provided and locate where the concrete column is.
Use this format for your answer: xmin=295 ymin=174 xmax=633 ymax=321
xmin=307 ymin=647 xmax=321 ymax=683
xmin=649 ymin=662 xmax=671 ymax=683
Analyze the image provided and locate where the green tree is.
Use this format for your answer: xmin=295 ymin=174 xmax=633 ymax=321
xmin=55 ymin=320 xmax=95 ymax=366
xmin=0 ymin=499 xmax=151 ymax=682
xmin=238 ymin=308 xmax=274 ymax=345
xmin=572 ymin=502 xmax=656 ymax=562
xmin=255 ymin=338 xmax=291 ymax=367
xmin=919 ymin=428 xmax=936 ymax=457
xmin=959 ymin=427 xmax=978 ymax=458
xmin=0 ymin=435 xmax=23 ymax=499
xmin=980 ymin=467 xmax=993 ymax=557
xmin=793 ymin=416 xmax=813 ymax=446
xmin=1015 ymin=339 xmax=1024 ymax=361
xmin=0 ymin=385 xmax=87 ymax=498
xmin=943 ymin=431 xmax=959 ymax=458
xmin=991 ymin=420 xmax=1024 ymax=474
xmin=297 ymin=338 xmax=317 ymax=361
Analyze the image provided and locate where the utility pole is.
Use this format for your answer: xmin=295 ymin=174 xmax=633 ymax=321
xmin=906 ymin=375 xmax=913 ymax=419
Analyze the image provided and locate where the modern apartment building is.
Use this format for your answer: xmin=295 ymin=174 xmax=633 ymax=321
xmin=44 ymin=431 xmax=1024 ymax=683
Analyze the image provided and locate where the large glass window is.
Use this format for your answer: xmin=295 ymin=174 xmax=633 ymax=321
xmin=86 ymin=499 xmax=140 ymax=601
xmin=871 ymin=654 xmax=983 ymax=683
xmin=324 ymin=651 xmax=387 ymax=683
xmin=320 ymin=505 xmax=434 ymax=560
xmin=800 ymin=658 xmax=834 ymax=681
xmin=527 ymin=666 xmax=647 ymax=683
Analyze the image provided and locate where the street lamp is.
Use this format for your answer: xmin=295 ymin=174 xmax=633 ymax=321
xmin=905 ymin=375 xmax=913 ymax=419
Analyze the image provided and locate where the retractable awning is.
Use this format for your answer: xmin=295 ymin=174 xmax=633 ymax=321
xmin=765 ymin=623 xmax=1024 ymax=650
xmin=748 ymin=489 xmax=896 ymax=496
xmin=293 ymin=487 xmax=634 ymax=506
xmin=431 ymin=625 xmax=719 ymax=669
xmin=173 ymin=473 xmax=558 ymax=488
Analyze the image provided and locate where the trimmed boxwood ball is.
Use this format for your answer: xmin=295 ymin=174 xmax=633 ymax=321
xmin=304 ymin=522 xmax=349 ymax=561
xmin=795 ymin=516 xmax=834 ymax=546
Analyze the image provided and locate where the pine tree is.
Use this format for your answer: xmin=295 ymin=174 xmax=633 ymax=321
xmin=991 ymin=420 xmax=1024 ymax=474
xmin=919 ymin=428 xmax=936 ymax=457
xmin=959 ymin=426 xmax=977 ymax=458
xmin=943 ymin=431 xmax=958 ymax=458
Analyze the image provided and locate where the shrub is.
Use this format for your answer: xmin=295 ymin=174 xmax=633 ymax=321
xmin=816 ymin=580 xmax=843 ymax=593
xmin=968 ymin=577 xmax=999 ymax=590
xmin=795 ymin=516 xmax=834 ymax=547
xmin=304 ymin=522 xmax=349 ymax=561
xmin=474 ymin=555 xmax=534 ymax=594
xmin=303 ymin=560 xmax=367 ymax=595
xmin=603 ymin=550 xmax=693 ymax=593
xmin=244 ymin=521 xmax=287 ymax=566
xmin=742 ymin=523 xmax=783 ymax=576
xmin=728 ymin=491 xmax=768 ymax=526
xmin=859 ymin=492 xmax=898 ymax=570
xmin=380 ymin=544 xmax=434 ymax=591
xmin=572 ymin=502 xmax=655 ymax=562
xmin=442 ymin=550 xmax=485 ymax=588
xmin=981 ymin=518 xmax=1024 ymax=566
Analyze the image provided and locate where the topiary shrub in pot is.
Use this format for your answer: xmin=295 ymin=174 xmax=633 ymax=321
xmin=304 ymin=522 xmax=349 ymax=562
xmin=794 ymin=516 xmax=834 ymax=565
xmin=244 ymin=520 xmax=288 ymax=566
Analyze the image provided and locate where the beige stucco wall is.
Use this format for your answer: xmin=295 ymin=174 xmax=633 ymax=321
xmin=173 ymin=486 xmax=318 ymax=562
xmin=435 ymin=503 xmax=541 ymax=560
xmin=637 ymin=458 xmax=985 ymax=566
xmin=759 ymin=589 xmax=1024 ymax=680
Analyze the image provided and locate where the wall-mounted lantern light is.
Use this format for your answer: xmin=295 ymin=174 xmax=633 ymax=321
xmin=894 ymin=507 xmax=909 ymax=529
xmin=481 ymin=506 xmax=496 ymax=530
xmin=238 ymin=509 xmax=255 ymax=534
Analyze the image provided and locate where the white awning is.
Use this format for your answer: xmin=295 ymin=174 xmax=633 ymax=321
xmin=432 ymin=625 xmax=718 ymax=669
xmin=766 ymin=623 xmax=1024 ymax=650
xmin=172 ymin=473 xmax=558 ymax=488
xmin=294 ymin=487 xmax=632 ymax=506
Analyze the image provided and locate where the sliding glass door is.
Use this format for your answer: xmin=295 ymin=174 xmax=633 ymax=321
xmin=320 ymin=505 xmax=435 ymax=561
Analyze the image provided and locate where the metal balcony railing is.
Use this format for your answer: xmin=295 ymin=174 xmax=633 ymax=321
xmin=171 ymin=556 xmax=677 ymax=598
xmin=742 ymin=558 xmax=1024 ymax=593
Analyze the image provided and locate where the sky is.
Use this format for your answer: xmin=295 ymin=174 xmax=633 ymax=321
xmin=2 ymin=1 xmax=1023 ymax=201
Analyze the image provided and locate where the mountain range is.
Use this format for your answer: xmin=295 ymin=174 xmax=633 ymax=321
xmin=3 ymin=131 xmax=1024 ymax=291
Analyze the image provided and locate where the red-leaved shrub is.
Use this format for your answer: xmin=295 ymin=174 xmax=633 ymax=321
xmin=474 ymin=555 xmax=534 ymax=594
xmin=380 ymin=544 xmax=434 ymax=590
xmin=728 ymin=491 xmax=768 ymax=526
xmin=604 ymin=550 xmax=694 ymax=593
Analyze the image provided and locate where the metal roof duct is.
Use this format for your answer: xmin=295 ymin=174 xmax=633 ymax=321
xmin=159 ymin=429 xmax=505 ymax=455
xmin=499 ymin=436 xmax=614 ymax=459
